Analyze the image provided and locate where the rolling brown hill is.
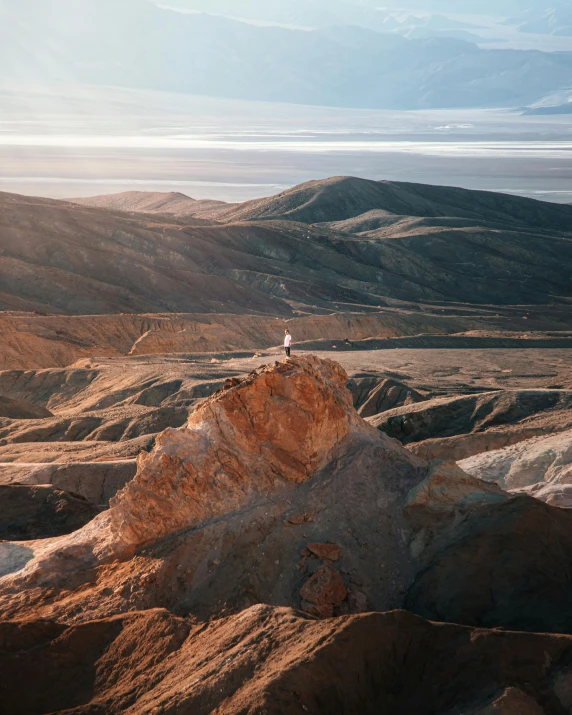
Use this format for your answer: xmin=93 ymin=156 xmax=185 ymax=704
xmin=1 ymin=178 xmax=571 ymax=319
xmin=70 ymin=191 xmax=230 ymax=221
xmin=213 ymin=175 xmax=572 ymax=228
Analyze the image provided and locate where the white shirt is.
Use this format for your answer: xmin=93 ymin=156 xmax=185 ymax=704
xmin=284 ymin=334 xmax=292 ymax=347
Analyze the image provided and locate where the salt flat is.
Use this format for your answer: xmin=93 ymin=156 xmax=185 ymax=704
xmin=2 ymin=86 xmax=572 ymax=201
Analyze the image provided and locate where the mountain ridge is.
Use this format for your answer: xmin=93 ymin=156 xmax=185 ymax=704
xmin=3 ymin=1 xmax=572 ymax=109
xmin=69 ymin=191 xmax=230 ymax=221
xmin=209 ymin=176 xmax=572 ymax=228
xmin=0 ymin=177 xmax=570 ymax=317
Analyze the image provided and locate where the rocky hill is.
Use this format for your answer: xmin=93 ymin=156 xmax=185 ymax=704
xmin=71 ymin=191 xmax=229 ymax=220
xmin=2 ymin=356 xmax=572 ymax=712
xmin=1 ymin=178 xmax=572 ymax=713
xmin=216 ymin=176 xmax=572 ymax=228
xmin=2 ymin=357 xmax=572 ymax=634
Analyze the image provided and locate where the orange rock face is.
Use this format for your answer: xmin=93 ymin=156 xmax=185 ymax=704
xmin=0 ymin=354 xmax=422 ymax=625
xmin=110 ymin=356 xmax=372 ymax=547
xmin=300 ymin=564 xmax=348 ymax=608
xmin=307 ymin=542 xmax=342 ymax=561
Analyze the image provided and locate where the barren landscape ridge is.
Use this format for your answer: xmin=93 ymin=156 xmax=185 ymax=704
xmin=1 ymin=172 xmax=572 ymax=712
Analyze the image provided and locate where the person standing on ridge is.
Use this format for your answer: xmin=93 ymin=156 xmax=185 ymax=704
xmin=284 ymin=329 xmax=292 ymax=357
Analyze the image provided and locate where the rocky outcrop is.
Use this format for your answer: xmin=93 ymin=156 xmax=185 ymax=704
xmin=370 ymin=390 xmax=572 ymax=445
xmin=306 ymin=542 xmax=342 ymax=561
xmin=407 ymin=461 xmax=509 ymax=516
xmin=396 ymin=460 xmax=572 ymax=634
xmin=405 ymin=461 xmax=510 ymax=557
xmin=4 ymin=355 xmax=572 ymax=711
xmin=2 ymin=607 xmax=572 ymax=715
xmin=3 ymin=355 xmax=572 ymax=644
xmin=300 ymin=563 xmax=348 ymax=618
xmin=405 ymin=487 xmax=572 ymax=633
xmin=459 ymin=429 xmax=572 ymax=506
xmin=109 ymin=356 xmax=372 ymax=546
xmin=0 ymin=356 xmax=424 ymax=623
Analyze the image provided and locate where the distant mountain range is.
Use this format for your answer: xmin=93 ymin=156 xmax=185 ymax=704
xmin=163 ymin=0 xmax=550 ymax=21
xmin=2 ymin=0 xmax=572 ymax=110
xmin=159 ymin=0 xmax=481 ymax=35
xmin=506 ymin=4 xmax=572 ymax=37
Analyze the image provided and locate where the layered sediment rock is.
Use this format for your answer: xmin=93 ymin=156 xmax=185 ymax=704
xmin=348 ymin=375 xmax=427 ymax=418
xmin=3 ymin=355 xmax=572 ymax=646
xmin=459 ymin=429 xmax=572 ymax=506
xmin=110 ymin=357 xmax=370 ymax=546
xmin=0 ymin=357 xmax=424 ymax=623
xmin=0 ymin=395 xmax=52 ymax=419
xmin=370 ymin=390 xmax=572 ymax=447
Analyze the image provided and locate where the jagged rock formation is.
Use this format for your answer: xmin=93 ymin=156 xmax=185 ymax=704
xmin=371 ymin=389 xmax=572 ymax=461
xmin=0 ymin=357 xmax=425 ymax=623
xmin=459 ymin=429 xmax=572 ymax=507
xmin=3 ymin=355 xmax=572 ymax=711
xmin=2 ymin=354 xmax=572 ymax=638
xmin=348 ymin=375 xmax=427 ymax=418
xmin=406 ymin=461 xmax=510 ymax=525
xmin=405 ymin=462 xmax=572 ymax=633
xmin=3 ymin=176 xmax=572 ymax=709
xmin=110 ymin=356 xmax=372 ymax=545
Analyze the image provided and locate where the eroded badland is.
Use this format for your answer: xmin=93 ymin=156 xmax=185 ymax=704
xmin=1 ymin=177 xmax=572 ymax=714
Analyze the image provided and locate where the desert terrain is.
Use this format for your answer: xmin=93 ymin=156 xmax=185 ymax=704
xmin=1 ymin=177 xmax=572 ymax=713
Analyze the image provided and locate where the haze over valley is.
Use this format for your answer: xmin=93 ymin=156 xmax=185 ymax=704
xmin=4 ymin=0 xmax=572 ymax=203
